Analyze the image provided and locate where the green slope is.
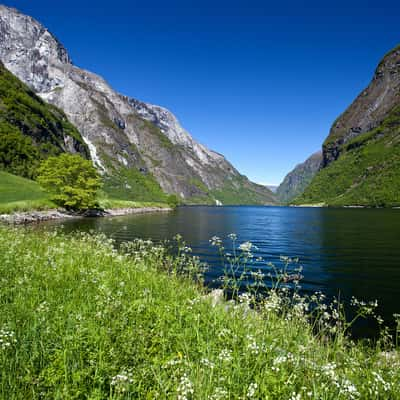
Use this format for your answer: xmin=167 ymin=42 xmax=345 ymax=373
xmin=0 ymin=61 xmax=89 ymax=179
xmin=0 ymin=171 xmax=53 ymax=212
xmin=295 ymin=106 xmax=400 ymax=207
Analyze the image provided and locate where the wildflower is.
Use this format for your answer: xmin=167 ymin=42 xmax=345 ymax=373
xmin=0 ymin=328 xmax=16 ymax=350
xmin=239 ymin=241 xmax=254 ymax=253
xmin=177 ymin=373 xmax=194 ymax=400
xmin=289 ymin=392 xmax=301 ymax=400
xmin=239 ymin=292 xmax=252 ymax=304
xmin=246 ymin=335 xmax=260 ymax=355
xmin=163 ymin=358 xmax=183 ymax=368
xmin=200 ymin=358 xmax=215 ymax=369
xmin=111 ymin=373 xmax=133 ymax=385
xmin=247 ymin=382 xmax=258 ymax=398
xmin=209 ymin=387 xmax=228 ymax=400
xmin=228 ymin=233 xmax=237 ymax=241
xmin=218 ymin=348 xmax=233 ymax=362
xmin=250 ymin=270 xmax=265 ymax=280
xmin=338 ymin=379 xmax=359 ymax=399
xmin=210 ymin=236 xmax=222 ymax=247
xmin=110 ymin=372 xmax=133 ymax=393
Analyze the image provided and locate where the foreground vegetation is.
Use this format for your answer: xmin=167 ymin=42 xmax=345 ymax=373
xmin=0 ymin=226 xmax=399 ymax=399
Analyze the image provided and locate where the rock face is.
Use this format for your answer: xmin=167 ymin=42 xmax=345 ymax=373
xmin=276 ymin=151 xmax=322 ymax=203
xmin=0 ymin=5 xmax=276 ymax=205
xmin=296 ymin=45 xmax=400 ymax=207
xmin=323 ymin=45 xmax=400 ymax=167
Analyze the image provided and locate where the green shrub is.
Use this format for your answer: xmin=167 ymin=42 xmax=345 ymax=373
xmin=37 ymin=154 xmax=101 ymax=211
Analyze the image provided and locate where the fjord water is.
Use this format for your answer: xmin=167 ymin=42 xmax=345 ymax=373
xmin=45 ymin=206 xmax=400 ymax=336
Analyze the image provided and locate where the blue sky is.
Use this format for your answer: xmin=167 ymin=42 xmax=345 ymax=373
xmin=4 ymin=0 xmax=400 ymax=185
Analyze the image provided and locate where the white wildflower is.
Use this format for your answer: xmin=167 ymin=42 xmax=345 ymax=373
xmin=0 ymin=328 xmax=16 ymax=350
xmin=247 ymin=382 xmax=258 ymax=398
xmin=177 ymin=373 xmax=194 ymax=400
xmin=218 ymin=348 xmax=233 ymax=362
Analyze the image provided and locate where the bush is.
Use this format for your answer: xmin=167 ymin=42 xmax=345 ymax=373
xmin=0 ymin=122 xmax=40 ymax=178
xmin=37 ymin=154 xmax=101 ymax=211
xmin=167 ymin=194 xmax=180 ymax=208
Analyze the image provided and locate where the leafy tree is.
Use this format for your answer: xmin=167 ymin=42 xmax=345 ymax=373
xmin=37 ymin=154 xmax=101 ymax=211
xmin=167 ymin=194 xmax=180 ymax=208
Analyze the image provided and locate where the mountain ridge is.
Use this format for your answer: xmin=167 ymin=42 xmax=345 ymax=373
xmin=0 ymin=5 xmax=276 ymax=205
xmin=295 ymin=44 xmax=400 ymax=207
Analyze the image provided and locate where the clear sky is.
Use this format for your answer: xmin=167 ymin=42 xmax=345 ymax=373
xmin=3 ymin=0 xmax=400 ymax=185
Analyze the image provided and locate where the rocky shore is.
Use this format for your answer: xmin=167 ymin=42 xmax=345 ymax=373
xmin=0 ymin=207 xmax=172 ymax=225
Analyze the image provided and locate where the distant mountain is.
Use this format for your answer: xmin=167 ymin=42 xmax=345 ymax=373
xmin=276 ymin=151 xmax=322 ymax=204
xmin=0 ymin=5 xmax=276 ymax=205
xmin=0 ymin=60 xmax=88 ymax=179
xmin=266 ymin=185 xmax=278 ymax=193
xmin=296 ymin=45 xmax=400 ymax=207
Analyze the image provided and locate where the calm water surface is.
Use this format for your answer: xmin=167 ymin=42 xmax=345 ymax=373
xmin=42 ymin=206 xmax=400 ymax=336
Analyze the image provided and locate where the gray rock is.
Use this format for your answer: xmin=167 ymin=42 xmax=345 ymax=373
xmin=322 ymin=45 xmax=400 ymax=166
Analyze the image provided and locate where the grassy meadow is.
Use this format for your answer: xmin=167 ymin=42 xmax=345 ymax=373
xmin=0 ymin=171 xmax=170 ymax=214
xmin=0 ymin=226 xmax=399 ymax=399
xmin=0 ymin=171 xmax=55 ymax=213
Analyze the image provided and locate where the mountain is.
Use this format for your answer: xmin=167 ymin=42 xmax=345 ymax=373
xmin=266 ymin=185 xmax=278 ymax=193
xmin=276 ymin=151 xmax=322 ymax=203
xmin=0 ymin=5 xmax=276 ymax=205
xmin=0 ymin=60 xmax=89 ymax=179
xmin=295 ymin=45 xmax=400 ymax=207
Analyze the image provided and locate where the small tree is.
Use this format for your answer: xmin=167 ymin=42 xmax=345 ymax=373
xmin=37 ymin=154 xmax=101 ymax=211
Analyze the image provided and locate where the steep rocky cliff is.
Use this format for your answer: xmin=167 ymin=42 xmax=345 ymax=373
xmin=276 ymin=151 xmax=322 ymax=203
xmin=0 ymin=5 xmax=276 ymax=205
xmin=297 ymin=45 xmax=400 ymax=207
xmin=323 ymin=45 xmax=400 ymax=167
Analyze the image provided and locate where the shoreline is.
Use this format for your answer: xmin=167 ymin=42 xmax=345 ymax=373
xmin=0 ymin=206 xmax=173 ymax=225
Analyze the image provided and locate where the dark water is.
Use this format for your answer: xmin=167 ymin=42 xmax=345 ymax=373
xmin=42 ymin=206 xmax=400 ymax=337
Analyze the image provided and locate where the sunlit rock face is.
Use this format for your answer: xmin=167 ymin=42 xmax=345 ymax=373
xmin=322 ymin=46 xmax=400 ymax=167
xmin=0 ymin=5 xmax=276 ymax=204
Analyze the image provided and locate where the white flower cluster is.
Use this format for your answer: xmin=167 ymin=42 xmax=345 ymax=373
xmin=0 ymin=328 xmax=16 ymax=350
xmin=338 ymin=378 xmax=359 ymax=399
xmin=264 ymin=291 xmax=281 ymax=313
xmin=177 ymin=373 xmax=194 ymax=400
xmin=208 ymin=386 xmax=228 ymax=400
xmin=200 ymin=358 xmax=215 ymax=369
xmin=247 ymin=382 xmax=258 ymax=398
xmin=36 ymin=301 xmax=50 ymax=313
xmin=110 ymin=372 xmax=133 ymax=393
xmin=218 ymin=348 xmax=233 ymax=363
xmin=246 ymin=335 xmax=261 ymax=355
xmin=210 ymin=236 xmax=223 ymax=247
xmin=289 ymin=392 xmax=301 ymax=400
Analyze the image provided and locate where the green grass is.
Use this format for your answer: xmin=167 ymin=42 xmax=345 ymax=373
xmin=0 ymin=171 xmax=170 ymax=214
xmin=0 ymin=226 xmax=399 ymax=398
xmin=0 ymin=171 xmax=54 ymax=213
xmin=296 ymin=106 xmax=400 ymax=207
xmin=209 ymin=177 xmax=277 ymax=205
